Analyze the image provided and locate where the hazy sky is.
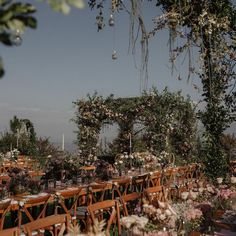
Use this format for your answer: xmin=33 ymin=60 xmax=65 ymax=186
xmin=0 ymin=1 xmax=234 ymax=147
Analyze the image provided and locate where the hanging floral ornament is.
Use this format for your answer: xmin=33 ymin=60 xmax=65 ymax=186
xmin=109 ymin=14 xmax=115 ymax=27
xmin=112 ymin=50 xmax=118 ymax=60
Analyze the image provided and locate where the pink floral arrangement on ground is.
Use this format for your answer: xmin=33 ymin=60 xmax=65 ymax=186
xmin=218 ymin=188 xmax=236 ymax=200
xmin=183 ymin=208 xmax=202 ymax=221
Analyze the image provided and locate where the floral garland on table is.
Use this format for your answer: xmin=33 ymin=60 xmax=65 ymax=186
xmin=114 ymin=151 xmax=162 ymax=174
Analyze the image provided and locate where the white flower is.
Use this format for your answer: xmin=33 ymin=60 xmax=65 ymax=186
xmin=207 ymin=186 xmax=215 ymax=194
xmin=217 ymin=177 xmax=223 ymax=184
xmin=158 ymin=200 xmax=166 ymax=209
xmin=199 ymin=187 xmax=204 ymax=193
xmin=231 ymin=176 xmax=236 ymax=184
xmin=165 ymin=209 xmax=172 ymax=216
xmin=120 ymin=216 xmax=136 ymax=229
xmin=189 ymin=191 xmax=198 ymax=200
xmin=159 ymin=214 xmax=166 ymax=221
xmin=156 ymin=208 xmax=162 ymax=215
xmin=181 ymin=192 xmax=189 ymax=200
xmin=119 ymin=160 xmax=123 ymax=164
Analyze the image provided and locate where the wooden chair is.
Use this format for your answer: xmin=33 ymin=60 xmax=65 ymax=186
xmin=87 ymin=200 xmax=121 ymax=236
xmin=19 ymin=194 xmax=51 ymax=226
xmin=0 ymin=175 xmax=10 ymax=185
xmin=76 ymin=183 xmax=109 ymax=231
xmin=112 ymin=178 xmax=132 ymax=199
xmin=22 ymin=214 xmax=69 ymax=236
xmin=0 ymin=199 xmax=12 ymax=230
xmin=148 ymin=171 xmax=162 ymax=187
xmin=0 ymin=227 xmax=19 ymax=236
xmin=88 ymin=183 xmax=110 ymax=204
xmin=55 ymin=187 xmax=83 ymax=224
xmin=132 ymin=173 xmax=149 ymax=193
xmin=120 ymin=192 xmax=142 ymax=216
xmin=176 ymin=166 xmax=188 ymax=187
xmin=144 ymin=186 xmax=166 ymax=207
xmin=162 ymin=168 xmax=179 ymax=200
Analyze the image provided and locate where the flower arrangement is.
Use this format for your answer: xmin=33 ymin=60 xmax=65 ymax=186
xmin=120 ymin=215 xmax=149 ymax=235
xmin=7 ymin=167 xmax=42 ymax=195
xmin=142 ymin=200 xmax=177 ymax=232
xmin=213 ymin=188 xmax=236 ymax=211
xmin=172 ymin=202 xmax=203 ymax=235
xmin=93 ymin=159 xmax=113 ymax=181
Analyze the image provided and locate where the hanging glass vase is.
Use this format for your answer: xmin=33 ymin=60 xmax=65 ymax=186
xmin=112 ymin=50 xmax=118 ymax=60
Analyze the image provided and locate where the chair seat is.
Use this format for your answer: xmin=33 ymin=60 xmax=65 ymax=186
xmin=75 ymin=206 xmax=88 ymax=216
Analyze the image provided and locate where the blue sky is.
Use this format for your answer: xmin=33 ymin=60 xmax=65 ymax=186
xmin=0 ymin=1 xmax=233 ymax=147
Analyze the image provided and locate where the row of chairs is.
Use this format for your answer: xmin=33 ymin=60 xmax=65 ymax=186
xmin=0 ymin=164 xmax=202 ymax=235
xmin=0 ymin=185 xmax=167 ymax=235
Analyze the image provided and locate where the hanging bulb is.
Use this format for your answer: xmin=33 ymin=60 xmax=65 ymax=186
xmin=109 ymin=14 xmax=115 ymax=27
xmin=112 ymin=50 xmax=117 ymax=60
xmin=13 ymin=35 xmax=22 ymax=46
xmin=12 ymin=29 xmax=22 ymax=46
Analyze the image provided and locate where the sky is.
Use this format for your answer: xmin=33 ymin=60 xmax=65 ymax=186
xmin=0 ymin=1 xmax=235 ymax=150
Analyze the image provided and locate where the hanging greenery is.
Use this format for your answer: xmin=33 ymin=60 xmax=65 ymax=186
xmin=73 ymin=88 xmax=197 ymax=165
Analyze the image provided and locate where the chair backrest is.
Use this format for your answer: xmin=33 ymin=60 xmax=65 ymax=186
xmin=0 ymin=199 xmax=12 ymax=230
xmin=176 ymin=166 xmax=188 ymax=186
xmin=112 ymin=178 xmax=132 ymax=199
xmin=19 ymin=194 xmax=51 ymax=225
xmin=23 ymin=214 xmax=69 ymax=236
xmin=87 ymin=200 xmax=121 ymax=236
xmin=148 ymin=171 xmax=162 ymax=187
xmin=144 ymin=186 xmax=166 ymax=207
xmin=120 ymin=192 xmax=141 ymax=216
xmin=162 ymin=168 xmax=178 ymax=187
xmin=132 ymin=173 xmax=149 ymax=193
xmin=56 ymin=187 xmax=83 ymax=218
xmin=0 ymin=227 xmax=19 ymax=236
xmin=88 ymin=183 xmax=109 ymax=205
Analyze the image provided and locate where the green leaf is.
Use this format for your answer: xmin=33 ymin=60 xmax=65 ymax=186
xmin=0 ymin=57 xmax=5 ymax=78
xmin=67 ymin=0 xmax=85 ymax=9
xmin=60 ymin=2 xmax=71 ymax=14
xmin=9 ymin=3 xmax=36 ymax=14
xmin=0 ymin=11 xmax=13 ymax=22
xmin=15 ymin=16 xmax=37 ymax=29
xmin=7 ymin=19 xmax=25 ymax=32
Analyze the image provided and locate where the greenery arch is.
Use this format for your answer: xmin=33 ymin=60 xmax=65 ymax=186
xmin=73 ymin=88 xmax=197 ymax=164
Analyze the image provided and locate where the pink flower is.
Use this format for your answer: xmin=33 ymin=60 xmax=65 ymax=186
xmin=184 ymin=208 xmax=202 ymax=221
xmin=218 ymin=189 xmax=236 ymax=200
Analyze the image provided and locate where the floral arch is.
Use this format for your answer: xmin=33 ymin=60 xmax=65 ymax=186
xmin=73 ymin=88 xmax=197 ymax=163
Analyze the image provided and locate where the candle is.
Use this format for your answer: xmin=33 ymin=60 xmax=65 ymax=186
xmin=62 ymin=133 xmax=64 ymax=151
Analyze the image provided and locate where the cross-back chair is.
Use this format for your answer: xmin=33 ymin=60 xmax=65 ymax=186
xmin=144 ymin=185 xmax=166 ymax=207
xmin=87 ymin=200 xmax=121 ymax=236
xmin=22 ymin=213 xmax=70 ymax=236
xmin=55 ymin=187 xmax=83 ymax=224
xmin=120 ymin=192 xmax=142 ymax=216
xmin=132 ymin=173 xmax=149 ymax=193
xmin=88 ymin=183 xmax=110 ymax=204
xmin=0 ymin=199 xmax=12 ymax=230
xmin=19 ymin=194 xmax=51 ymax=226
xmin=76 ymin=184 xmax=109 ymax=232
xmin=112 ymin=178 xmax=132 ymax=199
xmin=162 ymin=168 xmax=179 ymax=200
xmin=148 ymin=171 xmax=162 ymax=187
xmin=0 ymin=227 xmax=19 ymax=236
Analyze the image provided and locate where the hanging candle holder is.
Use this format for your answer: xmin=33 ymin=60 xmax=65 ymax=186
xmin=112 ymin=50 xmax=118 ymax=60
xmin=109 ymin=14 xmax=115 ymax=27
